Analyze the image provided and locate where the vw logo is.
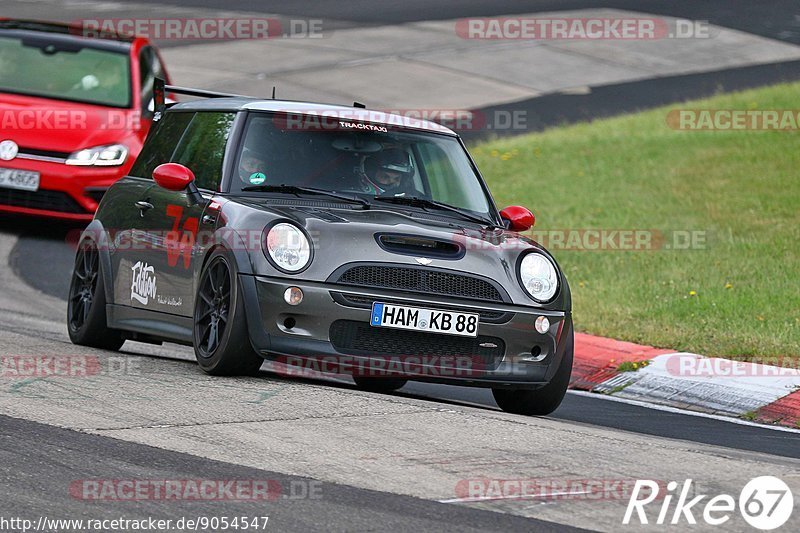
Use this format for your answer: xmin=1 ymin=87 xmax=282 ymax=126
xmin=0 ymin=140 xmax=18 ymax=161
xmin=415 ymin=257 xmax=432 ymax=265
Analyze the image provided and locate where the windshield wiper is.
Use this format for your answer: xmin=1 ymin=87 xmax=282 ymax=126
xmin=241 ymin=184 xmax=370 ymax=208
xmin=373 ymin=195 xmax=494 ymax=226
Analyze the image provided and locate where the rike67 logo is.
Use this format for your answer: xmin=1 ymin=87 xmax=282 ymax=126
xmin=624 ymin=477 xmax=794 ymax=530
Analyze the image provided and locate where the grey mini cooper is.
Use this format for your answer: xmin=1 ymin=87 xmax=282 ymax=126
xmin=67 ymin=85 xmax=573 ymax=415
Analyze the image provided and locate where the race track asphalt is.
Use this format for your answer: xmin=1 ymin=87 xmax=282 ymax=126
xmin=2 ymin=2 xmax=800 ymax=530
xmin=123 ymin=0 xmax=800 ymax=45
xmin=6 ymin=218 xmax=800 ymax=462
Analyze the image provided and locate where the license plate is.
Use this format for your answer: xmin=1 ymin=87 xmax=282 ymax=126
xmin=0 ymin=168 xmax=40 ymax=192
xmin=370 ymin=302 xmax=479 ymax=337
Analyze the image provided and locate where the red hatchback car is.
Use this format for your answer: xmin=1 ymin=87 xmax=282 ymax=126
xmin=0 ymin=20 xmax=170 ymax=221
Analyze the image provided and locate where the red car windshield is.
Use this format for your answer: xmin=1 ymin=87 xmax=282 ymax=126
xmin=0 ymin=35 xmax=131 ymax=108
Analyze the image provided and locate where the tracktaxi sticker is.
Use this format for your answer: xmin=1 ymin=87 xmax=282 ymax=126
xmin=338 ymin=121 xmax=388 ymax=132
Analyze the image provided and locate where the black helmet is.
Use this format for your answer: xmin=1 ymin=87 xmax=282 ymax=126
xmin=376 ymin=148 xmax=413 ymax=176
xmin=363 ymin=148 xmax=414 ymax=183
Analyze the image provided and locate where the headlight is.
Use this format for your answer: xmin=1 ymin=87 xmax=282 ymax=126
xmin=66 ymin=144 xmax=128 ymax=166
xmin=264 ymin=223 xmax=312 ymax=273
xmin=519 ymin=253 xmax=559 ymax=302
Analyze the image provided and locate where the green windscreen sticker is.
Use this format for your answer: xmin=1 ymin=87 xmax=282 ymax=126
xmin=249 ymin=172 xmax=266 ymax=185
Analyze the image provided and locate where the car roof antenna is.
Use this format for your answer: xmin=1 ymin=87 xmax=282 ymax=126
xmin=272 ymin=86 xmax=276 ymax=99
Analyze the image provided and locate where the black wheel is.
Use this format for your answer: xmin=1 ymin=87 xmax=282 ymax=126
xmin=492 ymin=331 xmax=573 ymax=416
xmin=352 ymin=376 xmax=407 ymax=393
xmin=193 ymin=250 xmax=263 ymax=376
xmin=67 ymin=240 xmax=124 ymax=350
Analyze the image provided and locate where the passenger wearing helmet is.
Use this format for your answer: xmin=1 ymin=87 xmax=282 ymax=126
xmin=359 ymin=148 xmax=415 ymax=195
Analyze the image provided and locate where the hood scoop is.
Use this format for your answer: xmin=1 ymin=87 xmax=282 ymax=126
xmin=376 ymin=233 xmax=465 ymax=260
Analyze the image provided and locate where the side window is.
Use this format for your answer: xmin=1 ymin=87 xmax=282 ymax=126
xmin=139 ymin=46 xmax=166 ymax=116
xmin=172 ymin=112 xmax=236 ymax=191
xmin=129 ymin=112 xmax=194 ymax=179
xmin=417 ymin=142 xmax=470 ymax=207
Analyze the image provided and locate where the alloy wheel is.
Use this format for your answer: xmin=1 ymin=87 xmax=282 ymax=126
xmin=68 ymin=243 xmax=99 ymax=331
xmin=195 ymin=258 xmax=231 ymax=357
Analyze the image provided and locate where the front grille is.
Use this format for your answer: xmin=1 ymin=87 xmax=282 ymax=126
xmin=335 ymin=293 xmax=511 ymax=323
xmin=336 ymin=265 xmax=504 ymax=302
xmin=20 ymin=147 xmax=71 ymax=159
xmin=85 ymin=188 xmax=107 ymax=204
xmin=329 ymin=319 xmax=505 ymax=368
xmin=0 ymin=189 xmax=85 ymax=213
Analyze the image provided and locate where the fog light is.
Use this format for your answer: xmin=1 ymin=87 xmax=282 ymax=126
xmin=284 ymin=287 xmax=303 ymax=305
xmin=535 ymin=316 xmax=550 ymax=334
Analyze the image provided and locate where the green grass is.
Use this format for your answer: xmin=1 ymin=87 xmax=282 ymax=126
xmin=742 ymin=411 xmax=758 ymax=422
xmin=472 ymin=83 xmax=800 ymax=359
xmin=616 ymin=361 xmax=651 ymax=372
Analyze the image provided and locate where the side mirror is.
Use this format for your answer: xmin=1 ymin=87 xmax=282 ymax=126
xmin=500 ymin=206 xmax=535 ymax=231
xmin=153 ymin=163 xmax=204 ymax=205
xmin=153 ymin=163 xmax=195 ymax=191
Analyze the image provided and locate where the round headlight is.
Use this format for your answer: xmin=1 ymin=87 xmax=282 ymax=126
xmin=265 ymin=223 xmax=311 ymax=273
xmin=519 ymin=253 xmax=559 ymax=302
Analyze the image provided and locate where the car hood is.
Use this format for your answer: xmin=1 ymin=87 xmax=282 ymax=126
xmin=0 ymin=92 xmax=138 ymax=152
xmin=223 ymin=198 xmax=570 ymax=311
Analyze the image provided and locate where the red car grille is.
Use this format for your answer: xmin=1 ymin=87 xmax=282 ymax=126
xmin=0 ymin=189 xmax=86 ymax=213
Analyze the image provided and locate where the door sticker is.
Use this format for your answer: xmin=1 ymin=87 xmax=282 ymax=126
xmin=130 ymin=261 xmax=157 ymax=304
xmin=165 ymin=204 xmax=199 ymax=269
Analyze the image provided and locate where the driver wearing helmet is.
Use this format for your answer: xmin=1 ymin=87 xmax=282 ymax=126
xmin=238 ymin=146 xmax=269 ymax=185
xmin=358 ymin=148 xmax=415 ymax=195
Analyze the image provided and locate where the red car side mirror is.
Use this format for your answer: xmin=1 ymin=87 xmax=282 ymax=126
xmin=500 ymin=206 xmax=535 ymax=231
xmin=153 ymin=163 xmax=195 ymax=191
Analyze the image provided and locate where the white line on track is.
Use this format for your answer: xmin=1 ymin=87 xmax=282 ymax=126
xmin=439 ymin=490 xmax=592 ymax=504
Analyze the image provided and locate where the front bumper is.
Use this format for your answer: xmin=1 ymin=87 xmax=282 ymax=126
xmin=0 ymin=158 xmax=125 ymax=221
xmin=241 ymin=274 xmax=573 ymax=388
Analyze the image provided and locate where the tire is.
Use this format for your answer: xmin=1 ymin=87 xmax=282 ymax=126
xmin=67 ymin=239 xmax=125 ymax=350
xmin=193 ymin=249 xmax=263 ymax=376
xmin=492 ymin=331 xmax=573 ymax=416
xmin=353 ymin=376 xmax=408 ymax=393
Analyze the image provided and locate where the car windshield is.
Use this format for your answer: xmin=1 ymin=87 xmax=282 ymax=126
xmin=0 ymin=34 xmax=131 ymax=107
xmin=232 ymin=112 xmax=495 ymax=217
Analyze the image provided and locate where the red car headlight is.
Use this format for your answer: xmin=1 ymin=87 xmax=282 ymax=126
xmin=66 ymin=144 xmax=128 ymax=166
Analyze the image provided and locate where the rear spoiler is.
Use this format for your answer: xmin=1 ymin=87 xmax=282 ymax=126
xmin=151 ymin=79 xmax=366 ymax=119
xmin=153 ymin=78 xmax=244 ymax=120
